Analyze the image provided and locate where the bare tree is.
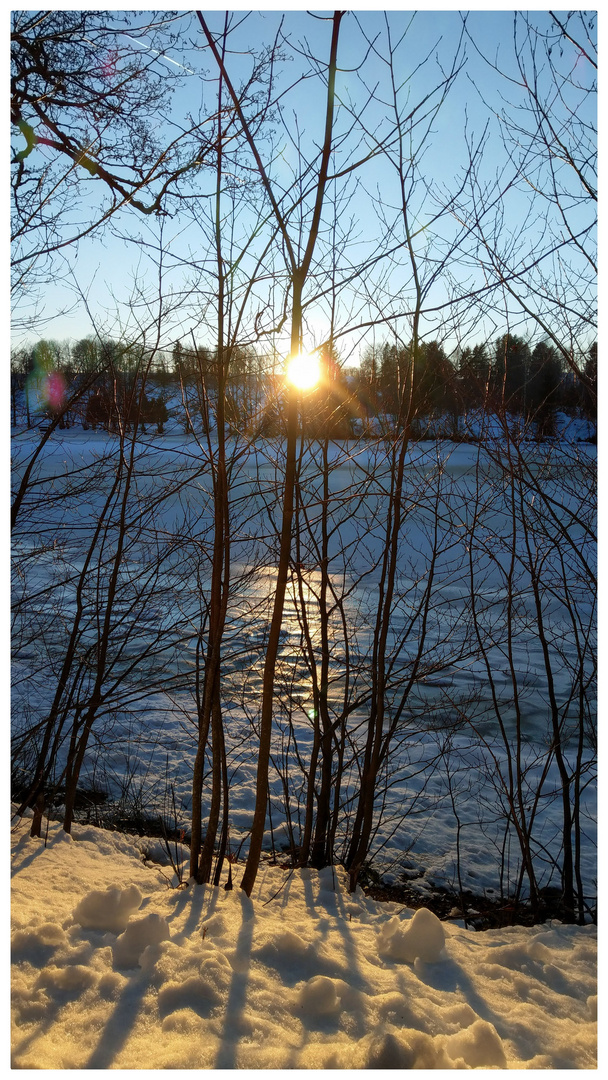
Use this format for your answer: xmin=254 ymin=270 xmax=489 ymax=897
xmin=195 ymin=9 xmax=348 ymax=896
xmin=10 ymin=10 xmax=210 ymax=329
xmin=455 ymin=11 xmax=596 ymax=387
xmin=11 ymin=10 xmax=595 ymax=922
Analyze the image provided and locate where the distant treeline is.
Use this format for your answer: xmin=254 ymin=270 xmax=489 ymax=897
xmin=11 ymin=333 xmax=597 ymax=438
xmin=357 ymin=337 xmax=596 ymax=433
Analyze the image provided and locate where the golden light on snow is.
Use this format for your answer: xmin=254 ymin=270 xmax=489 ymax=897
xmin=285 ymin=351 xmax=321 ymax=391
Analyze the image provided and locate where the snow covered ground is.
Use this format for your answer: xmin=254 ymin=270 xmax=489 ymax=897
xmin=10 ymin=807 xmax=597 ymax=1070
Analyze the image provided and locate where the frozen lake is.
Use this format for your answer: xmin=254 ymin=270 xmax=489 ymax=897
xmin=11 ymin=428 xmax=597 ymax=909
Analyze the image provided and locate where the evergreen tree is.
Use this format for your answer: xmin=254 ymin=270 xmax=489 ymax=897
xmin=527 ymin=341 xmax=562 ymax=436
xmin=458 ymin=343 xmax=489 ymax=410
xmin=415 ymin=340 xmax=454 ymax=416
xmin=492 ymin=334 xmax=531 ymax=413
xmin=582 ymin=341 xmax=597 ymax=421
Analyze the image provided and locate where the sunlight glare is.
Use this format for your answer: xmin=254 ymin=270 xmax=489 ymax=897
xmin=285 ymin=351 xmax=321 ymax=391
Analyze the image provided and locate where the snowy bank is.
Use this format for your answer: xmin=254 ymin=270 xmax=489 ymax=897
xmin=11 ymin=812 xmax=596 ymax=1069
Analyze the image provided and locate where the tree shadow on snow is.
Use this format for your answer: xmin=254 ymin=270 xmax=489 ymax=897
xmin=85 ymin=970 xmax=151 ymax=1068
xmin=163 ymin=880 xmax=218 ymax=940
xmin=12 ymin=975 xmax=94 ymax=1065
xmin=333 ymin=884 xmax=375 ymax=994
xmin=84 ymin=886 xmax=226 ymax=1067
xmin=213 ymin=891 xmax=256 ymax=1069
xmin=12 ymin=928 xmax=110 ymax=1064
xmin=11 ymin=827 xmax=74 ymax=876
xmin=401 ymin=955 xmax=509 ymax=1040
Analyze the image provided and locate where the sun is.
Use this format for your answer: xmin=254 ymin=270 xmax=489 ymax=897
xmin=285 ymin=351 xmax=321 ymax=391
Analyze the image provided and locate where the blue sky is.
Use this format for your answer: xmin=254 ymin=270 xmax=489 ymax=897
xmin=10 ymin=6 xmax=596 ymax=364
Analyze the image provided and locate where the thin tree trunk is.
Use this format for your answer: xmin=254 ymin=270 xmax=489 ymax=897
xmin=190 ymin=45 xmax=231 ymax=880
xmin=240 ymin=310 xmax=301 ymax=896
xmin=311 ymin=437 xmax=333 ymax=868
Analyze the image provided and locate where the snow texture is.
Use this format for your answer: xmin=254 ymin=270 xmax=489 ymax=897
xmin=11 ymin=809 xmax=597 ymax=1069
xmin=73 ymin=883 xmax=143 ymax=932
xmin=377 ymin=907 xmax=446 ymax=962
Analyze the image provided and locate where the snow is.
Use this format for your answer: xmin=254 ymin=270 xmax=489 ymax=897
xmin=11 ymin=808 xmax=597 ymax=1069
xmin=377 ymin=907 xmax=446 ymax=963
xmin=73 ymin=883 xmax=143 ymax=932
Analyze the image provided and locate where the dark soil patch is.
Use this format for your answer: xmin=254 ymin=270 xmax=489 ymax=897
xmin=361 ymin=880 xmax=592 ymax=930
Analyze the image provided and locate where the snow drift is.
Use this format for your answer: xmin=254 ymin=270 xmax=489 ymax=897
xmin=11 ymin=810 xmax=596 ymax=1069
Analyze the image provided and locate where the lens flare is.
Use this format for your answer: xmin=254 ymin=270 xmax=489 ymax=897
xmin=285 ymin=352 xmax=321 ymax=391
xmin=45 ymin=371 xmax=66 ymax=413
